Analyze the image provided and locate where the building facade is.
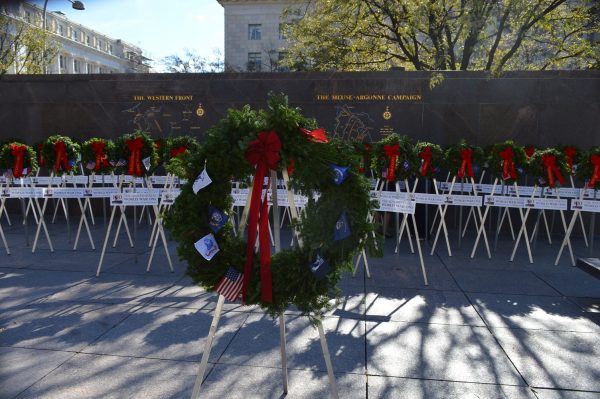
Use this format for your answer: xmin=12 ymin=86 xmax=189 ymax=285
xmin=217 ymin=0 xmax=306 ymax=72
xmin=1 ymin=2 xmax=150 ymax=74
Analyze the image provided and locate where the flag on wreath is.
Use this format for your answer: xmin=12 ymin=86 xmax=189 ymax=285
xmin=193 ymin=167 xmax=212 ymax=193
xmin=334 ymin=210 xmax=351 ymax=241
xmin=215 ymin=267 xmax=243 ymax=301
xmin=194 ymin=233 xmax=220 ymax=260
xmin=330 ymin=164 xmax=349 ymax=185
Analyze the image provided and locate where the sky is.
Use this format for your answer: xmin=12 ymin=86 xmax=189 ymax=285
xmin=31 ymin=0 xmax=225 ymax=71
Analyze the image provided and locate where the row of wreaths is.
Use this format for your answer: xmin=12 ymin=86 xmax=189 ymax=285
xmin=1 ymin=134 xmax=599 ymax=189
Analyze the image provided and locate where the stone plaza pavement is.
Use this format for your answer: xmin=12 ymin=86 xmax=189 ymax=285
xmin=1 ymin=215 xmax=600 ymax=399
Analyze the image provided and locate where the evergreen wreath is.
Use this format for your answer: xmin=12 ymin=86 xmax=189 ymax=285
xmin=114 ymin=131 xmax=159 ymax=176
xmin=576 ymin=147 xmax=600 ymax=189
xmin=487 ymin=140 xmax=527 ymax=183
xmin=443 ymin=139 xmax=484 ymax=179
xmin=0 ymin=142 xmax=38 ymax=178
xmin=353 ymin=141 xmax=371 ymax=174
xmin=370 ymin=134 xmax=418 ymax=182
xmin=42 ymin=135 xmax=81 ymax=174
xmin=528 ymin=148 xmax=569 ymax=188
xmin=414 ymin=142 xmax=443 ymax=179
xmin=81 ymin=138 xmax=116 ymax=174
xmin=557 ymin=145 xmax=582 ymax=175
xmin=163 ymin=135 xmax=201 ymax=178
xmin=164 ymin=93 xmax=378 ymax=321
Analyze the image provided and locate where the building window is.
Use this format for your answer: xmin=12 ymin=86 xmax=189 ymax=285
xmin=58 ymin=24 xmax=64 ymax=35
xmin=73 ymin=59 xmax=80 ymax=73
xmin=86 ymin=35 xmax=91 ymax=45
xmin=86 ymin=63 xmax=92 ymax=74
xmin=108 ymin=44 xmax=113 ymax=55
xmin=59 ymin=55 xmax=66 ymax=69
xmin=98 ymin=40 xmax=102 ymax=50
xmin=248 ymin=24 xmax=261 ymax=40
xmin=247 ymin=52 xmax=261 ymax=71
xmin=72 ymin=29 xmax=78 ymax=41
xmin=24 ymin=10 xmax=31 ymax=23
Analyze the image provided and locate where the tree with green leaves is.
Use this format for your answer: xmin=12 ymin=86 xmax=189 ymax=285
xmin=160 ymin=48 xmax=225 ymax=73
xmin=0 ymin=14 xmax=58 ymax=75
xmin=282 ymin=0 xmax=599 ymax=73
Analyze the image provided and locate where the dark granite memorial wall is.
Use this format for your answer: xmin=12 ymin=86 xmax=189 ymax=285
xmin=0 ymin=70 xmax=598 ymax=147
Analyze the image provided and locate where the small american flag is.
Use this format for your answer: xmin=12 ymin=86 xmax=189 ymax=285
xmin=215 ymin=267 xmax=243 ymax=302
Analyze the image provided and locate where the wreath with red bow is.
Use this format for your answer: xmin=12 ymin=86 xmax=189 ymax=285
xmin=528 ymin=148 xmax=569 ymax=188
xmin=414 ymin=142 xmax=443 ymax=179
xmin=557 ymin=145 xmax=582 ymax=175
xmin=487 ymin=141 xmax=527 ymax=183
xmin=576 ymin=147 xmax=600 ymax=189
xmin=370 ymin=134 xmax=418 ymax=182
xmin=0 ymin=142 xmax=38 ymax=178
xmin=42 ymin=135 xmax=81 ymax=174
xmin=443 ymin=140 xmax=484 ymax=179
xmin=164 ymin=94 xmax=378 ymax=320
xmin=163 ymin=135 xmax=201 ymax=177
xmin=81 ymin=138 xmax=116 ymax=174
xmin=114 ymin=131 xmax=158 ymax=176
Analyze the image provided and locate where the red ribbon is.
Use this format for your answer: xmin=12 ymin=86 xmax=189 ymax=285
xmin=542 ymin=153 xmax=565 ymax=188
xmin=91 ymin=141 xmax=109 ymax=172
xmin=287 ymin=158 xmax=295 ymax=176
xmin=37 ymin=143 xmax=45 ymax=167
xmin=419 ymin=146 xmax=432 ymax=177
xmin=458 ymin=148 xmax=474 ymax=178
xmin=499 ymin=147 xmax=517 ymax=180
xmin=54 ymin=140 xmax=71 ymax=172
xmin=563 ymin=147 xmax=577 ymax=174
xmin=170 ymin=145 xmax=187 ymax=158
xmin=588 ymin=154 xmax=600 ymax=188
xmin=525 ymin=146 xmax=535 ymax=159
xmin=359 ymin=143 xmax=370 ymax=173
xmin=126 ymin=137 xmax=144 ymax=176
xmin=10 ymin=144 xmax=27 ymax=178
xmin=242 ymin=130 xmax=281 ymax=304
xmin=383 ymin=144 xmax=399 ymax=182
xmin=300 ymin=127 xmax=329 ymax=143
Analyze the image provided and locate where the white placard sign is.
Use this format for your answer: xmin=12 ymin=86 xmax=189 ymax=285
xmin=110 ymin=193 xmax=158 ymax=206
xmin=149 ymin=176 xmax=179 ymax=185
xmin=160 ymin=191 xmax=179 ymax=205
xmin=268 ymin=189 xmax=308 ymax=207
xmin=122 ymin=187 xmax=161 ymax=195
xmin=7 ymin=187 xmax=44 ymax=198
xmin=43 ymin=188 xmax=85 ymax=198
xmin=28 ymin=176 xmax=64 ymax=186
xmin=570 ymin=199 xmax=600 ymax=213
xmin=0 ymin=176 xmax=7 ymax=184
xmin=375 ymin=197 xmax=416 ymax=214
xmin=506 ymin=185 xmax=540 ymax=197
xmin=442 ymin=194 xmax=483 ymax=207
xmin=412 ymin=193 xmax=445 ymax=205
xmin=231 ymin=188 xmax=249 ymax=206
xmin=88 ymin=188 xmax=120 ymax=198
xmin=541 ymin=187 xmax=581 ymax=199
xmin=531 ymin=197 xmax=568 ymax=210
xmin=92 ymin=175 xmax=119 ymax=184
xmin=483 ymin=195 xmax=526 ymax=208
xmin=64 ymin=176 xmax=89 ymax=185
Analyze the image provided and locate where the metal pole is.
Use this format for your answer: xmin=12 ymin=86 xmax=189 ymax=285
xmin=591 ymin=189 xmax=597 ymax=256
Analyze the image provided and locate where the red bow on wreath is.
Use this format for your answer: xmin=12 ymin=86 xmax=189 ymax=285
xmin=37 ymin=143 xmax=46 ymax=167
xmin=91 ymin=141 xmax=110 ymax=172
xmin=525 ymin=146 xmax=535 ymax=159
xmin=242 ymin=130 xmax=281 ymax=304
xmin=54 ymin=140 xmax=71 ymax=172
xmin=458 ymin=148 xmax=474 ymax=178
xmin=383 ymin=144 xmax=400 ymax=182
xmin=499 ymin=147 xmax=517 ymax=180
xmin=588 ymin=154 xmax=600 ymax=188
xmin=126 ymin=137 xmax=144 ymax=176
xmin=170 ymin=145 xmax=187 ymax=158
xmin=563 ymin=147 xmax=577 ymax=174
xmin=542 ymin=153 xmax=565 ymax=188
xmin=300 ymin=127 xmax=329 ymax=143
xmin=419 ymin=146 xmax=432 ymax=177
xmin=10 ymin=144 xmax=27 ymax=178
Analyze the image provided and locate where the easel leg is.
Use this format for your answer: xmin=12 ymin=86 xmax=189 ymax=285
xmin=316 ymin=319 xmax=339 ymax=399
xmin=279 ymin=314 xmax=289 ymax=394
xmin=97 ymin=206 xmax=117 ymax=276
xmin=190 ymin=294 xmax=226 ymax=399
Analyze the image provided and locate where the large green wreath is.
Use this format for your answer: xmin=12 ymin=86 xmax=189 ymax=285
xmin=414 ymin=142 xmax=443 ymax=179
xmin=114 ymin=131 xmax=159 ymax=176
xmin=370 ymin=134 xmax=418 ymax=182
xmin=528 ymin=148 xmax=569 ymax=187
xmin=443 ymin=139 xmax=484 ymax=179
xmin=42 ymin=135 xmax=81 ymax=174
xmin=0 ymin=142 xmax=38 ymax=178
xmin=487 ymin=141 xmax=527 ymax=184
xmin=576 ymin=147 xmax=600 ymax=189
xmin=81 ymin=138 xmax=116 ymax=174
xmin=164 ymin=94 xmax=378 ymax=321
xmin=557 ymin=145 xmax=582 ymax=176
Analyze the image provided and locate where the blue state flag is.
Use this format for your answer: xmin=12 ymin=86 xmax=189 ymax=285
xmin=330 ymin=164 xmax=349 ymax=185
xmin=208 ymin=206 xmax=229 ymax=234
xmin=308 ymin=249 xmax=331 ymax=279
xmin=333 ymin=210 xmax=351 ymax=241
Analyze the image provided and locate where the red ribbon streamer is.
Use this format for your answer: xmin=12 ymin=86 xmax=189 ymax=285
xmin=499 ymin=147 xmax=517 ymax=180
xmin=37 ymin=143 xmax=45 ymax=167
xmin=419 ymin=146 xmax=432 ymax=177
xmin=242 ymin=130 xmax=281 ymax=304
xmin=287 ymin=158 xmax=295 ymax=176
xmin=359 ymin=143 xmax=370 ymax=173
xmin=458 ymin=148 xmax=474 ymax=178
xmin=563 ymin=147 xmax=577 ymax=174
xmin=525 ymin=146 xmax=535 ymax=159
xmin=91 ymin=141 xmax=109 ymax=172
xmin=588 ymin=154 xmax=600 ymax=188
xmin=10 ymin=144 xmax=27 ymax=178
xmin=383 ymin=144 xmax=399 ymax=182
xmin=54 ymin=140 xmax=71 ymax=172
xmin=170 ymin=145 xmax=187 ymax=158
xmin=542 ymin=153 xmax=565 ymax=188
xmin=126 ymin=137 xmax=144 ymax=176
xmin=300 ymin=127 xmax=329 ymax=143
